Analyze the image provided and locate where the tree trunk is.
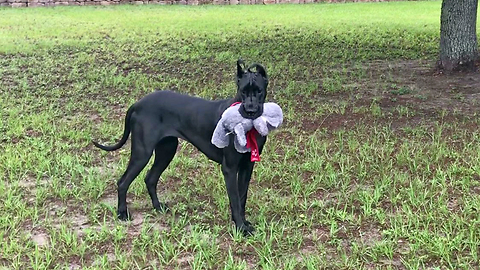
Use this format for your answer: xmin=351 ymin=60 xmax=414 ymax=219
xmin=438 ymin=0 xmax=479 ymax=72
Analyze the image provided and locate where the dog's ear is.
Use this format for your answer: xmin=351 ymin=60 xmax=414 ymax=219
xmin=253 ymin=64 xmax=268 ymax=81
xmin=249 ymin=64 xmax=268 ymax=86
xmin=237 ymin=59 xmax=246 ymax=80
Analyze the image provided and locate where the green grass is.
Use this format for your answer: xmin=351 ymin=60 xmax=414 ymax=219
xmin=2 ymin=1 xmax=480 ymax=269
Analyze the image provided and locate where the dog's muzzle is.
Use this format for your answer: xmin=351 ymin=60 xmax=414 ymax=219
xmin=240 ymin=104 xmax=263 ymax=119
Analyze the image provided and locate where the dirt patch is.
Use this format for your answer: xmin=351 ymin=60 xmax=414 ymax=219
xmin=176 ymin=253 xmax=194 ymax=269
xmin=31 ymin=232 xmax=50 ymax=247
xmin=302 ymin=111 xmax=368 ymax=131
xmin=360 ymin=225 xmax=382 ymax=247
xmin=18 ymin=176 xmax=49 ymax=191
xmin=358 ymin=60 xmax=480 ymax=114
xmin=294 ymin=60 xmax=480 ymax=134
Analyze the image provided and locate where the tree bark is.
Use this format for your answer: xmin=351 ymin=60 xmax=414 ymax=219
xmin=438 ymin=0 xmax=479 ymax=72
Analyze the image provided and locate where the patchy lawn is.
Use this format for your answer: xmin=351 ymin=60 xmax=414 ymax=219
xmin=1 ymin=2 xmax=480 ymax=269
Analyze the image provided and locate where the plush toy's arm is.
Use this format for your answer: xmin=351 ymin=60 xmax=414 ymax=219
xmin=211 ymin=118 xmax=230 ymax=148
xmin=265 ymin=117 xmax=283 ymax=130
xmin=253 ymin=117 xmax=269 ymax=136
xmin=253 ymin=103 xmax=283 ymax=136
xmin=234 ymin=139 xmax=249 ymax=153
xmin=234 ymin=124 xmax=247 ymax=147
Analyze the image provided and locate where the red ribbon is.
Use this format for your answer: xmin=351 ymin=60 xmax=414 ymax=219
xmin=231 ymin=102 xmax=260 ymax=162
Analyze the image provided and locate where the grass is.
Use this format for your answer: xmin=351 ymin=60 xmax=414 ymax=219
xmin=2 ymin=1 xmax=480 ymax=269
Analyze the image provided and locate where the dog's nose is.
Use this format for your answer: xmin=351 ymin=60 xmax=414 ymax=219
xmin=245 ymin=103 xmax=258 ymax=113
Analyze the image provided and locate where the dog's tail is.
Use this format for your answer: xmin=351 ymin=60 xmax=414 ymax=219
xmin=92 ymin=106 xmax=134 ymax=151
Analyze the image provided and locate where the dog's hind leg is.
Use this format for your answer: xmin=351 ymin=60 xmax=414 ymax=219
xmin=144 ymin=137 xmax=178 ymax=213
xmin=117 ymin=154 xmax=152 ymax=220
xmin=116 ymin=119 xmax=158 ymax=221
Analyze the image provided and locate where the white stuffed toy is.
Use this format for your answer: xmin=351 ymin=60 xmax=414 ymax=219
xmin=211 ymin=102 xmax=283 ymax=153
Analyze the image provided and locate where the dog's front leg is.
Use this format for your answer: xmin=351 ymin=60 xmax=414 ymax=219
xmin=238 ymin=156 xmax=255 ymax=229
xmin=222 ymin=153 xmax=253 ymax=236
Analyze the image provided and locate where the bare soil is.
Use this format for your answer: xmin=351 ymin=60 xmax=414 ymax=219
xmin=302 ymin=60 xmax=480 ymax=133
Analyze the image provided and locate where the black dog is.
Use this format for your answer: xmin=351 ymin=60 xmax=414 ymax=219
xmin=93 ymin=60 xmax=268 ymax=235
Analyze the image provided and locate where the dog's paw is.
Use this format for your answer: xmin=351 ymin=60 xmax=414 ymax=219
xmin=244 ymin=220 xmax=254 ymax=231
xmin=117 ymin=210 xmax=131 ymax=221
xmin=238 ymin=223 xmax=255 ymax=237
xmin=154 ymin=203 xmax=170 ymax=214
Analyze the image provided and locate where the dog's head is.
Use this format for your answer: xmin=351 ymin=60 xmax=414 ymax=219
xmin=236 ymin=59 xmax=268 ymax=119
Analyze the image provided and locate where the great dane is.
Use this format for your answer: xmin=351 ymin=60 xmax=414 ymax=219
xmin=93 ymin=60 xmax=268 ymax=235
